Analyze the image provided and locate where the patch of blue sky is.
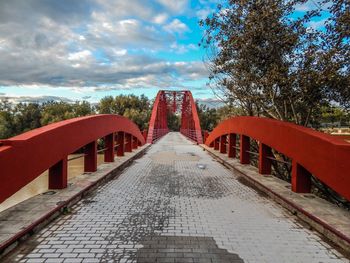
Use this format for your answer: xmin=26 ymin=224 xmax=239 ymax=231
xmin=92 ymin=49 xmax=110 ymax=64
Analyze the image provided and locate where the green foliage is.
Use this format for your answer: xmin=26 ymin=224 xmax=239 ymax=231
xmin=0 ymin=94 xmax=151 ymax=139
xmin=167 ymin=112 xmax=180 ymax=131
xmin=319 ymin=106 xmax=350 ymax=126
xmin=0 ymin=110 xmax=15 ymax=139
xmin=197 ymin=104 xmax=218 ymax=131
xmin=98 ymin=94 xmax=151 ymax=130
xmin=40 ymin=101 xmax=93 ymax=126
xmin=13 ymin=103 xmax=42 ymax=133
xmin=200 ymin=0 xmax=350 ymax=126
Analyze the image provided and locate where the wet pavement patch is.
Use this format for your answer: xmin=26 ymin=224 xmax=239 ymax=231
xmin=148 ymin=164 xmax=230 ymax=199
xmin=137 ymin=235 xmax=244 ymax=262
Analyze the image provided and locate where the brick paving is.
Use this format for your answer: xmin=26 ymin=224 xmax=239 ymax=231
xmin=4 ymin=132 xmax=349 ymax=263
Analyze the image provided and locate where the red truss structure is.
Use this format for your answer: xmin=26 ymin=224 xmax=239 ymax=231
xmin=146 ymin=90 xmax=203 ymax=144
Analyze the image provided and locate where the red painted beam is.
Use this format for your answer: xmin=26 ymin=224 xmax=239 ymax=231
xmin=0 ymin=114 xmax=145 ymax=204
xmin=205 ymin=116 xmax=350 ymax=201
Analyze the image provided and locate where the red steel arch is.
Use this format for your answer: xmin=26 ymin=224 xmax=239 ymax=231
xmin=146 ymin=90 xmax=169 ymax=143
xmin=205 ymin=116 xmax=350 ymax=201
xmin=147 ymin=90 xmax=203 ymax=144
xmin=0 ymin=114 xmax=145 ymax=204
xmin=180 ymin=91 xmax=203 ymax=144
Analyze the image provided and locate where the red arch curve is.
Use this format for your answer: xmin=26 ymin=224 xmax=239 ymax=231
xmin=0 ymin=114 xmax=145 ymax=204
xmin=205 ymin=116 xmax=350 ymax=201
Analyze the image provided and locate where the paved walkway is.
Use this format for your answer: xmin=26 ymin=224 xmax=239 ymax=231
xmin=5 ymin=133 xmax=349 ymax=263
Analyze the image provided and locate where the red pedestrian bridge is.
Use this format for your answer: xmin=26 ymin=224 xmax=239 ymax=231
xmin=0 ymin=90 xmax=349 ymax=262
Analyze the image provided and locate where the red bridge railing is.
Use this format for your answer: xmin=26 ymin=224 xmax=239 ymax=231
xmin=0 ymin=114 xmax=145 ymax=204
xmin=205 ymin=116 xmax=350 ymax=202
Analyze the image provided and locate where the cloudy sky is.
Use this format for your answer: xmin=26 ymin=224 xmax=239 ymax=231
xmin=0 ymin=0 xmax=327 ymax=104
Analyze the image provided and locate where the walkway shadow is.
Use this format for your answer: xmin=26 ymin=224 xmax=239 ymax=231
xmin=137 ymin=235 xmax=244 ymax=262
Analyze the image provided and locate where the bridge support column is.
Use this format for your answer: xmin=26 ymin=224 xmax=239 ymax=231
xmin=116 ymin=131 xmax=125 ymax=156
xmin=220 ymin=135 xmax=227 ymax=154
xmin=84 ymin=141 xmax=97 ymax=173
xmin=214 ymin=138 xmax=220 ymax=150
xmin=292 ymin=161 xmax=311 ymax=193
xmin=259 ymin=143 xmax=272 ymax=174
xmin=203 ymin=131 xmax=209 ymax=143
xmin=240 ymin=135 xmax=250 ymax=164
xmin=228 ymin=133 xmax=236 ymax=158
xmin=142 ymin=130 xmax=148 ymax=141
xmin=104 ymin=133 xmax=115 ymax=163
xmin=49 ymin=157 xmax=67 ymax=189
xmin=132 ymin=136 xmax=138 ymax=149
xmin=125 ymin=133 xmax=132 ymax=152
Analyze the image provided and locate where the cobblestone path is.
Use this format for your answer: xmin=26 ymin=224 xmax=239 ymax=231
xmin=5 ymin=132 xmax=349 ymax=263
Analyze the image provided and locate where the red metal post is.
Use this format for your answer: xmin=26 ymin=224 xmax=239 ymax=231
xmin=228 ymin=133 xmax=236 ymax=158
xmin=214 ymin=137 xmax=220 ymax=150
xmin=49 ymin=157 xmax=67 ymax=189
xmin=132 ymin=136 xmax=138 ymax=149
xmin=292 ymin=161 xmax=311 ymax=193
xmin=84 ymin=140 xmax=97 ymax=172
xmin=125 ymin=133 xmax=132 ymax=152
xmin=220 ymin=135 xmax=227 ymax=154
xmin=173 ymin=91 xmax=177 ymax=113
xmin=142 ymin=130 xmax=147 ymax=141
xmin=116 ymin=131 xmax=125 ymax=156
xmin=259 ymin=143 xmax=272 ymax=174
xmin=104 ymin=133 xmax=114 ymax=163
xmin=203 ymin=131 xmax=209 ymax=143
xmin=240 ymin=135 xmax=250 ymax=164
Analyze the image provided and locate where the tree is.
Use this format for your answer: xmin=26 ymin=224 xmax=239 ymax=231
xmin=97 ymin=94 xmax=151 ymax=130
xmin=200 ymin=0 xmax=348 ymax=126
xmin=0 ymin=99 xmax=15 ymax=139
xmin=13 ymin=103 xmax=42 ymax=134
xmin=98 ymin=96 xmax=118 ymax=114
xmin=321 ymin=0 xmax=350 ymax=108
xmin=196 ymin=104 xmax=218 ymax=131
xmin=73 ymin=101 xmax=94 ymax=117
xmin=167 ymin=112 xmax=180 ymax=131
xmin=41 ymin=101 xmax=75 ymax=125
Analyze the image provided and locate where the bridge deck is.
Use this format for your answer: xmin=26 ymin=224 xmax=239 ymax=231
xmin=5 ymin=133 xmax=348 ymax=263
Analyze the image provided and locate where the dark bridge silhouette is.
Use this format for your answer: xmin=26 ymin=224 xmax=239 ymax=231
xmin=0 ymin=90 xmax=349 ymax=261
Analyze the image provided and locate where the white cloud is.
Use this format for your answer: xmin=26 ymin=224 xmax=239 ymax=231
xmin=156 ymin=0 xmax=188 ymax=13
xmin=196 ymin=7 xmax=214 ymax=19
xmin=112 ymin=48 xmax=127 ymax=56
xmin=170 ymin=42 xmax=198 ymax=54
xmin=308 ymin=19 xmax=327 ymax=29
xmin=153 ymin=13 xmax=168 ymax=24
xmin=68 ymin=50 xmax=92 ymax=61
xmin=0 ymin=0 xmax=207 ymax=92
xmin=295 ymin=0 xmax=330 ymax=12
xmin=164 ymin=19 xmax=189 ymax=33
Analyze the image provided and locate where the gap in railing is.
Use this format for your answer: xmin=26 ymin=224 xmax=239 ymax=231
xmin=270 ymin=149 xmax=292 ymax=183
